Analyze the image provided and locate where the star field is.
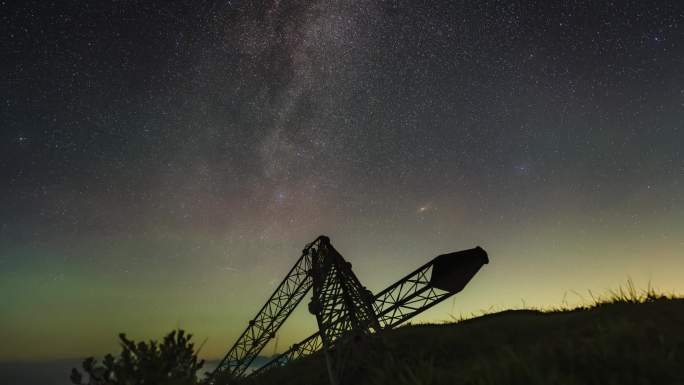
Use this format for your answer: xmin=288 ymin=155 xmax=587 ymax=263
xmin=1 ymin=0 xmax=683 ymax=361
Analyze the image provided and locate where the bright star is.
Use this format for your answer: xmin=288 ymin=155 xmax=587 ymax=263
xmin=417 ymin=203 xmax=433 ymax=214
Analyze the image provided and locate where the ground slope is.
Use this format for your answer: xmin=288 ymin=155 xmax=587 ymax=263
xmin=242 ymin=298 xmax=684 ymax=385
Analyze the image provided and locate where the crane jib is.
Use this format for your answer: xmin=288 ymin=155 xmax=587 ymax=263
xmin=210 ymin=236 xmax=488 ymax=384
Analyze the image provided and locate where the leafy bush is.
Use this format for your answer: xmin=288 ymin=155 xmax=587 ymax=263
xmin=71 ymin=329 xmax=204 ymax=385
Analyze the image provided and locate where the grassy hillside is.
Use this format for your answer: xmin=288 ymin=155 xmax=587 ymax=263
xmin=241 ymin=294 xmax=684 ymax=385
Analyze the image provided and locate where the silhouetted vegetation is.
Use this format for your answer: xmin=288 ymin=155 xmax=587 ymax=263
xmin=237 ymin=288 xmax=684 ymax=385
xmin=72 ymin=286 xmax=683 ymax=385
xmin=71 ymin=330 xmax=204 ymax=385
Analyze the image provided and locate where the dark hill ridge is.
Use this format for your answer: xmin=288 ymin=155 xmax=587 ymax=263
xmin=242 ymin=298 xmax=684 ymax=385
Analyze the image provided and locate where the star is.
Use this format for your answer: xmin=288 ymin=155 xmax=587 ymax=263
xmin=417 ymin=203 xmax=433 ymax=214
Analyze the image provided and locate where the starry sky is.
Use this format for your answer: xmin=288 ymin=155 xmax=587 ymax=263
xmin=2 ymin=0 xmax=683 ymax=363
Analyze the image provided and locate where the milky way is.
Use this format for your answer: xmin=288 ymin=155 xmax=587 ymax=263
xmin=1 ymin=0 xmax=683 ymax=361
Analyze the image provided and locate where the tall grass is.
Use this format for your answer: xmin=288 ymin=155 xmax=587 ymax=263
xmin=242 ymin=282 xmax=683 ymax=385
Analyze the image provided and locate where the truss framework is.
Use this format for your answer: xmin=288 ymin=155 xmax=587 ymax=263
xmin=213 ymin=237 xmax=320 ymax=377
xmin=249 ymin=246 xmax=489 ymax=376
xmin=211 ymin=237 xmax=488 ymax=382
xmin=309 ymin=241 xmax=380 ymax=385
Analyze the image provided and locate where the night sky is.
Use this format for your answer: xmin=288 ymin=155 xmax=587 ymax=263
xmin=2 ymin=0 xmax=683 ymax=363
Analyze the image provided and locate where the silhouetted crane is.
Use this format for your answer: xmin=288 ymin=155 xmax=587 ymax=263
xmin=211 ymin=236 xmax=488 ymax=384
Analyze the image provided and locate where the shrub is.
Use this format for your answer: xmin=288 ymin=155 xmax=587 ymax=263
xmin=71 ymin=329 xmax=204 ymax=385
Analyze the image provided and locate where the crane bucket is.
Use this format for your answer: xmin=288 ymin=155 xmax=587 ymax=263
xmin=429 ymin=246 xmax=489 ymax=293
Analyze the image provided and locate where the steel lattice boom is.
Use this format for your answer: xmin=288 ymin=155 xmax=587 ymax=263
xmin=211 ymin=237 xmax=488 ymax=384
xmin=250 ymin=247 xmax=489 ymax=376
xmin=309 ymin=240 xmax=380 ymax=385
xmin=212 ymin=237 xmax=320 ymax=377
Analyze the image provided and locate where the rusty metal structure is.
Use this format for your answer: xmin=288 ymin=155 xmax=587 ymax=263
xmin=211 ymin=236 xmax=488 ymax=384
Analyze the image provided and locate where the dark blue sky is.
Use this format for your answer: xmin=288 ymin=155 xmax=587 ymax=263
xmin=2 ymin=0 xmax=683 ymax=366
